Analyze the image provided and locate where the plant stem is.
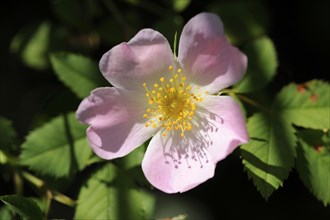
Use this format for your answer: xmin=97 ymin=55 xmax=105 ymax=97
xmin=219 ymin=88 xmax=270 ymax=113
xmin=237 ymin=94 xmax=271 ymax=113
xmin=21 ymin=171 xmax=76 ymax=207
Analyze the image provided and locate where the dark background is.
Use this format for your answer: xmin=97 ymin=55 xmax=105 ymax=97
xmin=1 ymin=0 xmax=329 ymax=219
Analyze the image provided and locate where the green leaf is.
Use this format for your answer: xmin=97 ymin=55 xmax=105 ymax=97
xmin=10 ymin=21 xmax=51 ymax=70
xmin=241 ymin=113 xmax=296 ymax=199
xmin=274 ymin=80 xmax=330 ymax=130
xmin=0 ymin=205 xmax=14 ymax=220
xmin=241 ymin=80 xmax=329 ymax=199
xmin=0 ymin=195 xmax=43 ymax=220
xmin=208 ymin=0 xmax=270 ymax=44
xmin=296 ymin=129 xmax=330 ymax=206
xmin=234 ymin=37 xmax=277 ymax=93
xmin=0 ymin=117 xmax=17 ymax=151
xmin=74 ymin=163 xmax=155 ymax=220
xmin=118 ymin=144 xmax=146 ymax=170
xmin=10 ymin=21 xmax=67 ymax=71
xmin=171 ymin=0 xmax=191 ymax=12
xmin=20 ymin=112 xmax=93 ymax=178
xmin=50 ymin=52 xmax=107 ymax=98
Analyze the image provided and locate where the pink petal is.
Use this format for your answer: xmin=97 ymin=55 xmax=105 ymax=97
xmin=178 ymin=12 xmax=247 ymax=94
xmin=142 ymin=131 xmax=216 ymax=193
xmin=99 ymin=29 xmax=175 ymax=91
xmin=76 ymin=87 xmax=153 ymax=160
xmin=198 ymin=95 xmax=248 ymax=163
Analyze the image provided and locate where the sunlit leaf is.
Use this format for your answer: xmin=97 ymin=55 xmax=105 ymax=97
xmin=234 ymin=37 xmax=277 ymax=93
xmin=118 ymin=144 xmax=146 ymax=170
xmin=241 ymin=80 xmax=329 ymax=199
xmin=274 ymin=80 xmax=330 ymax=130
xmin=74 ymin=163 xmax=155 ymax=220
xmin=10 ymin=21 xmax=67 ymax=71
xmin=0 ymin=195 xmax=43 ymax=220
xmin=296 ymin=129 xmax=330 ymax=206
xmin=0 ymin=117 xmax=17 ymax=151
xmin=241 ymin=113 xmax=296 ymax=199
xmin=117 ymin=144 xmax=149 ymax=186
xmin=208 ymin=0 xmax=270 ymax=44
xmin=50 ymin=52 xmax=107 ymax=99
xmin=20 ymin=112 xmax=93 ymax=178
xmin=171 ymin=0 xmax=190 ymax=12
xmin=0 ymin=205 xmax=14 ymax=220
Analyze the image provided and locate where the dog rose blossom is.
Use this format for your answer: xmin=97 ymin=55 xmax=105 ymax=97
xmin=76 ymin=12 xmax=248 ymax=193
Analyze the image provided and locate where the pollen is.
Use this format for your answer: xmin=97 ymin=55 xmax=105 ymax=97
xmin=142 ymin=66 xmax=206 ymax=138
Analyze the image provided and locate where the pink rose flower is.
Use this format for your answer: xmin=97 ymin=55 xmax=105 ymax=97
xmin=76 ymin=12 xmax=248 ymax=193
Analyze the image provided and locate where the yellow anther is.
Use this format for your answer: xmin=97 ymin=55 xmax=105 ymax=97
xmin=185 ymin=122 xmax=192 ymax=130
xmin=142 ymin=66 xmax=204 ymax=135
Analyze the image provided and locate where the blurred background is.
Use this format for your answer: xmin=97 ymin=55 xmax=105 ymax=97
xmin=0 ymin=0 xmax=329 ymax=219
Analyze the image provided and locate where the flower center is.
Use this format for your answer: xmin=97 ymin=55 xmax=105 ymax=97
xmin=143 ymin=66 xmax=205 ymax=138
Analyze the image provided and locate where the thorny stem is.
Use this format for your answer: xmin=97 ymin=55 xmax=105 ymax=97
xmin=21 ymin=171 xmax=76 ymax=207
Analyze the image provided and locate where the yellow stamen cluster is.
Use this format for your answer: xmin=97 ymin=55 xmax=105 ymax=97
xmin=143 ymin=66 xmax=204 ymax=138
